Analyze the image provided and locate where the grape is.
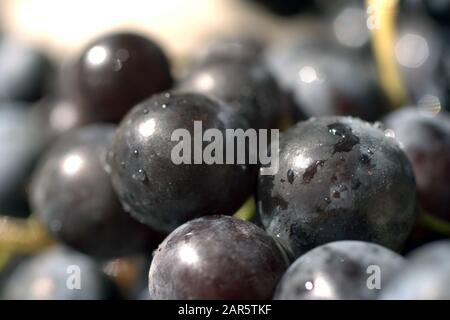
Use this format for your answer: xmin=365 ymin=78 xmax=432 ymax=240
xmin=257 ymin=116 xmax=416 ymax=258
xmin=108 ymin=92 xmax=256 ymax=233
xmin=380 ymin=240 xmax=450 ymax=299
xmin=148 ymin=215 xmax=289 ymax=300
xmin=275 ymin=241 xmax=405 ymax=300
xmin=384 ymin=107 xmax=450 ymax=221
xmin=177 ymin=62 xmax=288 ymax=129
xmin=66 ymin=32 xmax=173 ymax=122
xmin=265 ymin=41 xmax=387 ymax=121
xmin=0 ymin=37 xmax=54 ymax=103
xmin=1 ymin=247 xmax=120 ymax=300
xmin=31 ymin=125 xmax=162 ymax=258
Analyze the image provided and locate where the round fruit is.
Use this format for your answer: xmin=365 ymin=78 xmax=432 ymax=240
xmin=384 ymin=107 xmax=450 ymax=221
xmin=108 ymin=92 xmax=256 ymax=233
xmin=257 ymin=116 xmax=416 ymax=258
xmin=149 ymin=215 xmax=288 ymax=299
xmin=67 ymin=32 xmax=172 ymax=122
xmin=177 ymin=62 xmax=284 ymax=129
xmin=31 ymin=125 xmax=161 ymax=258
xmin=266 ymin=41 xmax=387 ymax=121
xmin=274 ymin=241 xmax=405 ymax=300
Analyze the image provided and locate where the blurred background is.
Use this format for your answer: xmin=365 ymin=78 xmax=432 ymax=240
xmin=1 ymin=0 xmax=309 ymax=61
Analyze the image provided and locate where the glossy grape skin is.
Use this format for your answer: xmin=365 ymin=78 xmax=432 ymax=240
xmin=1 ymin=247 xmax=120 ymax=300
xmin=108 ymin=92 xmax=256 ymax=233
xmin=31 ymin=125 xmax=162 ymax=258
xmin=380 ymin=240 xmax=450 ymax=299
xmin=384 ymin=107 xmax=450 ymax=221
xmin=0 ymin=103 xmax=45 ymax=216
xmin=149 ymin=215 xmax=289 ymax=300
xmin=0 ymin=37 xmax=54 ymax=103
xmin=257 ymin=117 xmax=416 ymax=259
xmin=177 ymin=62 xmax=286 ymax=129
xmin=67 ymin=32 xmax=172 ymax=122
xmin=265 ymin=41 xmax=387 ymax=121
xmin=275 ymin=241 xmax=405 ymax=300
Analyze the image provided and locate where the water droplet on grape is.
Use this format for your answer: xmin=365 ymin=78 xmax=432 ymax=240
xmin=384 ymin=129 xmax=396 ymax=139
xmin=287 ymin=169 xmax=295 ymax=184
xmin=305 ymin=281 xmax=314 ymax=291
xmin=132 ymin=168 xmax=147 ymax=182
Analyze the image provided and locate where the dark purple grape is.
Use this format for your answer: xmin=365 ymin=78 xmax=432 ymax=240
xmin=1 ymin=247 xmax=120 ymax=300
xmin=0 ymin=37 xmax=54 ymax=103
xmin=275 ymin=241 xmax=405 ymax=300
xmin=380 ymin=240 xmax=450 ymax=299
xmin=0 ymin=102 xmax=45 ymax=217
xmin=31 ymin=125 xmax=162 ymax=258
xmin=177 ymin=62 xmax=288 ymax=129
xmin=384 ymin=107 xmax=450 ymax=221
xmin=257 ymin=116 xmax=416 ymax=259
xmin=66 ymin=32 xmax=172 ymax=122
xmin=265 ymin=41 xmax=387 ymax=121
xmin=149 ymin=215 xmax=289 ymax=300
xmin=108 ymin=92 xmax=256 ymax=233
